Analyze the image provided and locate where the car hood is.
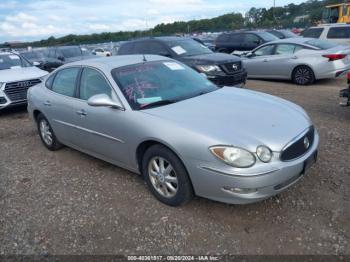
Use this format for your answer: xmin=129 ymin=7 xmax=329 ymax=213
xmin=144 ymin=87 xmax=312 ymax=152
xmin=181 ymin=52 xmax=241 ymax=65
xmin=0 ymin=66 xmax=48 ymax=83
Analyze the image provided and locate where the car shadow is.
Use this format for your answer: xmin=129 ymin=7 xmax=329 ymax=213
xmin=0 ymin=105 xmax=27 ymax=117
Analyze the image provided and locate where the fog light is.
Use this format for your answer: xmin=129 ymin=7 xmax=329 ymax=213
xmin=223 ymin=186 xmax=257 ymax=194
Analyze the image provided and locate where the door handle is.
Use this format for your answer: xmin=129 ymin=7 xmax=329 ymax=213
xmin=76 ymin=109 xmax=87 ymax=116
xmin=263 ymin=59 xmax=268 ymax=62
xmin=291 ymin=56 xmax=298 ymax=59
xmin=44 ymin=101 xmax=51 ymax=106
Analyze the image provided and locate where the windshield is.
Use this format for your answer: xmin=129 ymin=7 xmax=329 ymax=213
xmin=257 ymin=32 xmax=279 ymax=42
xmin=0 ymin=54 xmax=31 ymax=70
xmin=61 ymin=47 xmax=82 ymax=58
xmin=305 ymin=39 xmax=338 ymax=49
xmin=111 ymin=61 xmax=218 ymax=110
xmin=165 ymin=39 xmax=213 ymax=57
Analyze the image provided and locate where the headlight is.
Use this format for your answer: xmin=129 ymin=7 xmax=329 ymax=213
xmin=196 ymin=65 xmax=222 ymax=73
xmin=256 ymin=145 xmax=273 ymax=163
xmin=210 ymin=146 xmax=256 ymax=168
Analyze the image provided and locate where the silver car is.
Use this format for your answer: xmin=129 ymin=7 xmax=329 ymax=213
xmin=27 ymin=55 xmax=319 ymax=206
xmin=242 ymin=38 xmax=350 ymax=85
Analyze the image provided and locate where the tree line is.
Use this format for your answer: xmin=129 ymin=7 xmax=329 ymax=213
xmin=3 ymin=0 xmax=344 ymax=47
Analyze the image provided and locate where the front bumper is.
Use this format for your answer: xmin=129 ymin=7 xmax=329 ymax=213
xmin=0 ymin=88 xmax=27 ymax=110
xmin=207 ymin=70 xmax=247 ymax=87
xmin=185 ymin=130 xmax=319 ymax=205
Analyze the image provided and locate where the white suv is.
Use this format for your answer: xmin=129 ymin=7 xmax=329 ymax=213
xmin=0 ymin=52 xmax=48 ymax=110
xmin=302 ymin=24 xmax=350 ymax=45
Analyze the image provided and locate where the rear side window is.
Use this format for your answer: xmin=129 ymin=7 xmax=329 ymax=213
xmin=51 ymin=67 xmax=80 ymax=97
xmin=302 ymin=28 xmax=324 ymax=38
xmin=217 ymin=34 xmax=230 ymax=42
xmin=275 ymin=44 xmax=298 ymax=55
xmin=229 ymin=34 xmax=243 ymax=43
xmin=133 ymin=41 xmax=169 ymax=55
xmin=118 ymin=43 xmax=134 ymax=55
xmin=244 ymin=34 xmax=261 ymax=44
xmin=327 ymin=27 xmax=350 ymax=39
xmin=79 ymin=68 xmax=112 ymax=100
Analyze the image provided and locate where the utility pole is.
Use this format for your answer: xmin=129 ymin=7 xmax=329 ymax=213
xmin=273 ymin=0 xmax=276 ymax=26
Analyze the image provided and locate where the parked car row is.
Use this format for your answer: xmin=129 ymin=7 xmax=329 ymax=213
xmin=0 ymin=51 xmax=48 ymax=110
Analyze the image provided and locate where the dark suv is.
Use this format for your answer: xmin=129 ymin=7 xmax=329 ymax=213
xmin=215 ymin=31 xmax=278 ymax=54
xmin=42 ymin=46 xmax=94 ymax=72
xmin=118 ymin=37 xmax=247 ymax=87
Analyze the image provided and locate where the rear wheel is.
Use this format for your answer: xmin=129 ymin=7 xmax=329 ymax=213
xmin=142 ymin=145 xmax=194 ymax=206
xmin=292 ymin=65 xmax=315 ymax=85
xmin=37 ymin=113 xmax=63 ymax=151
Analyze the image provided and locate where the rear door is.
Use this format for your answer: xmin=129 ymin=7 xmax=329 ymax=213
xmin=44 ymin=67 xmax=81 ymax=144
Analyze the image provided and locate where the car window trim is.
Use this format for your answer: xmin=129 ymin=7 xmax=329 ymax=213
xmin=76 ymin=65 xmax=125 ymax=109
xmin=46 ymin=66 xmax=82 ymax=99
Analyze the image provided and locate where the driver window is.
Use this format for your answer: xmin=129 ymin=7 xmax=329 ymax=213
xmin=79 ymin=68 xmax=112 ymax=100
xmin=254 ymin=45 xmax=275 ymax=56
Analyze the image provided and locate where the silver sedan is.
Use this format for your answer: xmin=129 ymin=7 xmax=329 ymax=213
xmin=27 ymin=55 xmax=319 ymax=206
xmin=242 ymin=38 xmax=350 ymax=85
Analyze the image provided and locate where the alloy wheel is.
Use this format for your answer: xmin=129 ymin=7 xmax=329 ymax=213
xmin=148 ymin=156 xmax=178 ymax=198
xmin=39 ymin=119 xmax=53 ymax=146
xmin=294 ymin=67 xmax=312 ymax=85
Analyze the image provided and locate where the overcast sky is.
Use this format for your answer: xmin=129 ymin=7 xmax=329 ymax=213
xmin=0 ymin=0 xmax=305 ymax=42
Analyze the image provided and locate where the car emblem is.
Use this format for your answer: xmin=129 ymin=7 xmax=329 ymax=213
xmin=232 ymin=64 xmax=238 ymax=71
xmin=18 ymin=81 xmax=31 ymax=88
xmin=304 ymin=137 xmax=310 ymax=149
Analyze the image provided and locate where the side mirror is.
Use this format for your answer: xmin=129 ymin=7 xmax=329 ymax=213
xmin=87 ymin=94 xmax=123 ymax=110
xmin=57 ymin=56 xmax=65 ymax=61
xmin=245 ymin=52 xmax=254 ymax=58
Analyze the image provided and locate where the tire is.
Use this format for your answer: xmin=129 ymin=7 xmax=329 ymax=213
xmin=36 ymin=113 xmax=63 ymax=151
xmin=292 ymin=65 xmax=315 ymax=85
xmin=142 ymin=144 xmax=194 ymax=206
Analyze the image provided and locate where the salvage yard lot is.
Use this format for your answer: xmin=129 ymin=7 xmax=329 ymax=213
xmin=0 ymin=78 xmax=349 ymax=255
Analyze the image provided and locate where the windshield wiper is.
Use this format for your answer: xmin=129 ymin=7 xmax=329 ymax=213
xmin=140 ymin=99 xmax=178 ymax=110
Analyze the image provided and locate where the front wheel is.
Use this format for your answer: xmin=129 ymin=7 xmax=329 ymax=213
xmin=292 ymin=66 xmax=315 ymax=85
xmin=142 ymin=145 xmax=194 ymax=206
xmin=37 ymin=113 xmax=63 ymax=151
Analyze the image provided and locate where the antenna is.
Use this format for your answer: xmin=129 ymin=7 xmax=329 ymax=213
xmin=142 ymin=54 xmax=147 ymax=62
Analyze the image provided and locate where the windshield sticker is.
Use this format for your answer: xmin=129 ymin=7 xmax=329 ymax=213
xmin=171 ymin=46 xmax=186 ymax=55
xmin=9 ymin=55 xmax=20 ymax=60
xmin=137 ymin=97 xmax=162 ymax=104
xmin=163 ymin=62 xmax=185 ymax=71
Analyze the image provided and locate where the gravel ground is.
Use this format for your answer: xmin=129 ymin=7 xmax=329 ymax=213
xmin=0 ymin=78 xmax=349 ymax=255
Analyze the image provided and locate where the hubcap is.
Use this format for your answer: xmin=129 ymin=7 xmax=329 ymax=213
xmin=148 ymin=157 xmax=178 ymax=198
xmin=40 ymin=119 xmax=53 ymax=146
xmin=295 ymin=68 xmax=311 ymax=85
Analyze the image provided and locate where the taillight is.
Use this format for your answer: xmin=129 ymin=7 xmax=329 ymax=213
xmin=322 ymin=54 xmax=347 ymax=61
xmin=347 ymin=71 xmax=350 ymax=84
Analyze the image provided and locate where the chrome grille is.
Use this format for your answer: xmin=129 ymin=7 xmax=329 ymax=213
xmin=221 ymin=61 xmax=242 ymax=74
xmin=4 ymin=79 xmax=41 ymax=103
xmin=280 ymin=126 xmax=315 ymax=161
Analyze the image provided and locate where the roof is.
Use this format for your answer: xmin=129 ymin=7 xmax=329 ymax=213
xmin=130 ymin=36 xmax=191 ymax=42
xmin=261 ymin=37 xmax=323 ymax=47
xmin=62 ymin=55 xmax=171 ymax=70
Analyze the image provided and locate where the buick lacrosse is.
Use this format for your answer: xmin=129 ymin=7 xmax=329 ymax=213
xmin=27 ymin=55 xmax=319 ymax=206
